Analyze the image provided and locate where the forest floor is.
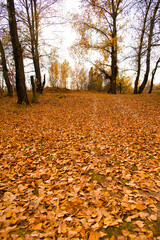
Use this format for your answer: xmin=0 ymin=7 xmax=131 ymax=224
xmin=0 ymin=90 xmax=160 ymax=240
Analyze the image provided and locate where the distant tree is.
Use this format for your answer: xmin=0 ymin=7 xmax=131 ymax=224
xmin=7 ymin=0 xmax=29 ymax=104
xmin=116 ymin=74 xmax=132 ymax=93
xmin=88 ymin=66 xmax=103 ymax=91
xmin=78 ymin=66 xmax=88 ymax=90
xmin=0 ymin=39 xmax=13 ymax=96
xmin=88 ymin=67 xmax=94 ymax=91
xmin=60 ymin=60 xmax=70 ymax=88
xmin=49 ymin=60 xmax=59 ymax=87
xmin=72 ymin=63 xmax=88 ymax=90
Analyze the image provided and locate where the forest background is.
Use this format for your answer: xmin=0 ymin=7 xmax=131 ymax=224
xmin=0 ymin=0 xmax=160 ymax=102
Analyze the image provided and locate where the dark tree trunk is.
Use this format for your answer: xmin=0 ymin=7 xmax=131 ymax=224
xmin=31 ymin=75 xmax=36 ymax=98
xmin=7 ymin=0 xmax=29 ymax=104
xmin=0 ymin=39 xmax=13 ymax=97
xmin=25 ymin=0 xmax=43 ymax=93
xmin=134 ymin=0 xmax=152 ymax=94
xmin=43 ymin=74 xmax=46 ymax=89
xmin=110 ymin=5 xmax=118 ymax=94
xmin=119 ymin=82 xmax=122 ymax=94
xmin=138 ymin=0 xmax=160 ymax=94
xmin=149 ymin=58 xmax=160 ymax=94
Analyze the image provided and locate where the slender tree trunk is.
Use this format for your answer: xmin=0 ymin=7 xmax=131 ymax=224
xmin=134 ymin=0 xmax=152 ymax=94
xmin=111 ymin=15 xmax=118 ymax=94
xmin=138 ymin=0 xmax=160 ymax=94
xmin=7 ymin=0 xmax=29 ymax=104
xmin=149 ymin=57 xmax=160 ymax=94
xmin=0 ymin=39 xmax=13 ymax=97
xmin=25 ymin=0 xmax=42 ymax=93
xmin=34 ymin=0 xmax=42 ymax=93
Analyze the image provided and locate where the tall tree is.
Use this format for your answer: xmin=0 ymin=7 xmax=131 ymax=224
xmin=60 ymin=59 xmax=70 ymax=88
xmin=16 ymin=0 xmax=58 ymax=93
xmin=0 ymin=39 xmax=13 ymax=96
xmin=49 ymin=60 xmax=59 ymax=87
xmin=7 ymin=0 xmax=29 ymax=104
xmin=138 ymin=0 xmax=160 ymax=93
xmin=134 ymin=0 xmax=152 ymax=94
xmin=133 ymin=0 xmax=160 ymax=94
xmin=19 ymin=0 xmax=43 ymax=93
xmin=72 ymin=0 xmax=129 ymax=94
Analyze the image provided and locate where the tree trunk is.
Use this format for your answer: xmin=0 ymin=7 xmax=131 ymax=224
xmin=7 ymin=0 xmax=29 ymax=104
xmin=25 ymin=0 xmax=42 ymax=93
xmin=138 ymin=0 xmax=160 ymax=94
xmin=31 ymin=75 xmax=36 ymax=98
xmin=0 ymin=39 xmax=13 ymax=97
xmin=111 ymin=15 xmax=118 ymax=94
xmin=134 ymin=0 xmax=152 ymax=94
xmin=149 ymin=57 xmax=160 ymax=94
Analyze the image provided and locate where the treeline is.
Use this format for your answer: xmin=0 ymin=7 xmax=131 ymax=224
xmin=49 ymin=61 xmax=133 ymax=93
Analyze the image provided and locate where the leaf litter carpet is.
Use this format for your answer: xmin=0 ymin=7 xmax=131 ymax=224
xmin=0 ymin=92 xmax=160 ymax=239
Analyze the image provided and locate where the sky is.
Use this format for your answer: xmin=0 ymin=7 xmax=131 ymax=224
xmin=41 ymin=0 xmax=160 ymax=86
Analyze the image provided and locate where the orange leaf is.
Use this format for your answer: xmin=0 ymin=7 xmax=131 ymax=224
xmin=134 ymin=220 xmax=144 ymax=229
xmin=136 ymin=202 xmax=146 ymax=211
xmin=89 ymin=231 xmax=100 ymax=240
xmin=31 ymin=222 xmax=43 ymax=230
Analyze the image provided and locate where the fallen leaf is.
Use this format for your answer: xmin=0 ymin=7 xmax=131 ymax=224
xmin=121 ymin=230 xmax=130 ymax=236
xmin=88 ymin=231 xmax=100 ymax=240
xmin=31 ymin=222 xmax=43 ymax=231
xmin=136 ymin=202 xmax=146 ymax=211
xmin=134 ymin=220 xmax=144 ymax=228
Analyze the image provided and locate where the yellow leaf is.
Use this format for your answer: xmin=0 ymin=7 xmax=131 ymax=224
xmin=148 ymin=214 xmax=157 ymax=221
xmin=104 ymin=216 xmax=113 ymax=228
xmin=134 ymin=220 xmax=144 ymax=229
xmin=32 ymin=222 xmax=43 ymax=230
xmin=89 ymin=231 xmax=100 ymax=240
xmin=128 ymin=234 xmax=137 ymax=240
xmin=136 ymin=202 xmax=146 ymax=211
xmin=91 ymin=222 xmax=102 ymax=231
xmin=110 ymin=236 xmax=115 ymax=240
xmin=121 ymin=230 xmax=130 ymax=236
xmin=6 ymin=211 xmax=12 ymax=218
xmin=99 ymin=231 xmax=107 ymax=238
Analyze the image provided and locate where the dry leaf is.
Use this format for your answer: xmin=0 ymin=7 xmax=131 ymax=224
xmin=121 ymin=230 xmax=130 ymax=236
xmin=134 ymin=220 xmax=144 ymax=228
xmin=88 ymin=231 xmax=100 ymax=240
xmin=136 ymin=202 xmax=146 ymax=211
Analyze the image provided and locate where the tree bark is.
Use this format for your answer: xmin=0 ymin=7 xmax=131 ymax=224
xmin=134 ymin=0 xmax=152 ymax=94
xmin=25 ymin=0 xmax=42 ymax=93
xmin=138 ymin=0 xmax=160 ymax=94
xmin=0 ymin=39 xmax=13 ymax=97
xmin=110 ymin=1 xmax=120 ymax=94
xmin=31 ymin=75 xmax=36 ymax=98
xmin=7 ymin=0 xmax=29 ymax=104
xmin=110 ymin=26 xmax=118 ymax=93
xmin=148 ymin=57 xmax=160 ymax=94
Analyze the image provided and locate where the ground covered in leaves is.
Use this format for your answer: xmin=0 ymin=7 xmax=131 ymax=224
xmin=0 ymin=91 xmax=160 ymax=240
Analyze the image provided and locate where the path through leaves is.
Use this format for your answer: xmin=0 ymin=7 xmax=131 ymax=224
xmin=0 ymin=92 xmax=160 ymax=239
